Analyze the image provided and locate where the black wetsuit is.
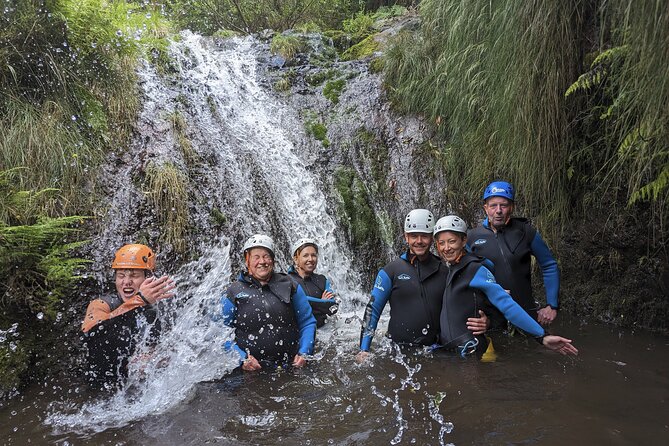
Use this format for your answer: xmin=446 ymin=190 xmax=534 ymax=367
xmin=220 ymin=272 xmax=316 ymax=366
xmin=287 ymin=268 xmax=337 ymax=327
xmin=359 ymin=252 xmax=444 ymax=351
xmin=439 ymin=252 xmax=546 ymax=355
xmin=468 ymin=217 xmax=560 ymax=329
xmin=84 ymin=296 xmax=159 ymax=386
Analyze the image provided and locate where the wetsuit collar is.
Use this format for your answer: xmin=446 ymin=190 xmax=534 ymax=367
xmin=403 ymin=251 xmax=432 ymax=265
xmin=483 ymin=217 xmax=510 ymax=233
xmin=239 ymin=271 xmax=271 ymax=287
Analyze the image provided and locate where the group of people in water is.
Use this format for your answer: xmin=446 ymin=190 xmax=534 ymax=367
xmin=81 ymin=180 xmax=577 ymax=385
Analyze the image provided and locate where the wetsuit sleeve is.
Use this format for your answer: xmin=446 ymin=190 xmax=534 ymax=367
xmin=292 ymin=285 xmax=317 ymax=355
xmin=530 ymin=232 xmax=560 ymax=309
xmin=219 ymin=294 xmax=247 ymax=361
xmin=359 ymin=269 xmax=392 ymax=351
xmin=81 ymin=296 xmax=146 ymax=333
xmin=325 ymin=278 xmax=334 ymax=294
xmin=469 ymin=265 xmax=545 ymax=338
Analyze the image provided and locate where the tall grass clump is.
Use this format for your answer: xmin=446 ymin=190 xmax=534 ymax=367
xmin=385 ymin=1 xmax=583 ymax=236
xmin=145 ymin=161 xmax=190 ymax=253
xmin=0 ymin=0 xmax=171 ymax=214
xmin=386 ymin=0 xmax=668 ymax=241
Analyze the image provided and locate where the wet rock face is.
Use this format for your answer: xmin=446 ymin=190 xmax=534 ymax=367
xmin=89 ymin=21 xmax=448 ymax=290
xmin=258 ymin=26 xmax=450 ymax=283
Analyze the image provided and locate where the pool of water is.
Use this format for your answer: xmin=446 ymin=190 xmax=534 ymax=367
xmin=1 ymin=316 xmax=667 ymax=445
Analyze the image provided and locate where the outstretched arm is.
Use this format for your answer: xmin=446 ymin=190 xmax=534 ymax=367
xmin=469 ymin=266 xmax=545 ymax=337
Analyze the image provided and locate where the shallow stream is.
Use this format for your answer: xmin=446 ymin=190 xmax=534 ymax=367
xmin=2 ymin=316 xmax=667 ymax=445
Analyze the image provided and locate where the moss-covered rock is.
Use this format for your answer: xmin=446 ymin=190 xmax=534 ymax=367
xmin=334 ymin=167 xmax=378 ymax=249
xmin=369 ymin=56 xmax=385 ymax=74
xmin=306 ymin=120 xmax=330 ymax=147
xmin=341 ymin=35 xmax=380 ymax=61
xmin=213 ymin=29 xmax=239 ymax=39
xmin=323 ymin=79 xmax=346 ymax=104
xmin=306 ymin=69 xmax=340 ymax=87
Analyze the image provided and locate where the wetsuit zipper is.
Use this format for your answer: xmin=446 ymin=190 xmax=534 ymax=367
xmin=417 ymin=259 xmax=438 ymax=343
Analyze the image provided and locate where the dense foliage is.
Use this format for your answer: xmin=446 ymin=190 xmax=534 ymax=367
xmin=165 ymin=0 xmax=412 ymax=34
xmin=384 ymin=0 xmax=668 ymax=240
xmin=0 ymin=0 xmax=170 ymax=394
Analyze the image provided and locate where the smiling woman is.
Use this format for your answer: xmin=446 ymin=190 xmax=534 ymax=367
xmin=218 ymin=235 xmax=317 ymax=372
xmin=287 ymin=239 xmax=338 ymax=327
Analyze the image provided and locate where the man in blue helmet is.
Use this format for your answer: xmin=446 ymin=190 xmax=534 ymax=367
xmin=356 ymin=209 xmax=488 ymax=362
xmin=468 ymin=181 xmax=560 ymax=329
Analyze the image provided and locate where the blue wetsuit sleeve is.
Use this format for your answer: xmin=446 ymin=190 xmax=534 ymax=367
xmin=530 ymin=231 xmax=560 ymax=309
xmin=325 ymin=278 xmax=334 ymax=294
xmin=219 ymin=294 xmax=247 ymax=362
xmin=360 ymin=269 xmax=392 ymax=351
xmin=469 ymin=265 xmax=545 ymax=338
xmin=292 ymin=284 xmax=317 ymax=355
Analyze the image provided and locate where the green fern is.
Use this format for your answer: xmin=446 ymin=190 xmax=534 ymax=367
xmin=629 ymin=164 xmax=669 ymax=204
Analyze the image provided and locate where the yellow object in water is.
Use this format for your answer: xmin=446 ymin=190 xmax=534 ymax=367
xmin=480 ymin=335 xmax=498 ymax=362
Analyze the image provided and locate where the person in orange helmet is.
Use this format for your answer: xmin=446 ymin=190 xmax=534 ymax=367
xmin=82 ymin=244 xmax=176 ymax=333
xmin=82 ymin=244 xmax=176 ymax=385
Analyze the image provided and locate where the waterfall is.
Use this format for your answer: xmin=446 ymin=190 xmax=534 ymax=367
xmin=47 ymin=31 xmax=373 ymax=433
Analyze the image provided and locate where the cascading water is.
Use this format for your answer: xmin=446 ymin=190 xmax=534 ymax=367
xmin=46 ymin=32 xmax=394 ymax=433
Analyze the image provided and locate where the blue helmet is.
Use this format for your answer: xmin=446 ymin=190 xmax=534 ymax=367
xmin=483 ymin=181 xmax=515 ymax=201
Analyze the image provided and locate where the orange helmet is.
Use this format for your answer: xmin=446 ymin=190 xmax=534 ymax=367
xmin=111 ymin=244 xmax=156 ymax=271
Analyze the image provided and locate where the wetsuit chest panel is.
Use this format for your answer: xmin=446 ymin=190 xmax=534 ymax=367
xmin=290 ymin=272 xmax=326 ymax=297
xmin=468 ymin=219 xmax=536 ymax=314
xmin=228 ymin=276 xmax=300 ymax=363
xmin=384 ymin=256 xmax=444 ymax=345
xmin=440 ymin=255 xmax=486 ymax=348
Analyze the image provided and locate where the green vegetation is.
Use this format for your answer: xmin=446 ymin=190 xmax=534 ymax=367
xmin=168 ymin=0 xmax=356 ymax=35
xmin=369 ymin=57 xmax=384 ymax=74
xmin=334 ymin=167 xmax=377 ymax=248
xmin=0 ymin=169 xmax=89 ymax=394
xmin=323 ymin=79 xmax=346 ymax=104
xmin=168 ymin=111 xmax=199 ymax=166
xmin=145 ymin=162 xmax=190 ymax=253
xmin=341 ymin=34 xmax=379 ymax=60
xmin=270 ymin=34 xmax=309 ymax=61
xmin=306 ymin=69 xmax=340 ymax=87
xmin=213 ymin=29 xmax=239 ymax=39
xmin=384 ymin=0 xmax=669 ymax=238
xmin=306 ymin=120 xmax=330 ymax=147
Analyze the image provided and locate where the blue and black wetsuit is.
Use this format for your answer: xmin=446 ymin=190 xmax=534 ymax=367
xmin=439 ymin=252 xmax=545 ymax=355
xmin=467 ymin=217 xmax=559 ymax=329
xmin=359 ymin=252 xmax=444 ymax=351
xmin=287 ymin=267 xmax=337 ymax=328
xmin=220 ymin=272 xmax=316 ymax=366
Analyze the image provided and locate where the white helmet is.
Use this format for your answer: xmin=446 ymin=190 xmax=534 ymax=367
xmin=433 ymin=215 xmax=468 ymax=235
xmin=404 ymin=209 xmax=435 ymax=233
xmin=243 ymin=234 xmax=275 ymax=257
xmin=291 ymin=238 xmax=318 ymax=257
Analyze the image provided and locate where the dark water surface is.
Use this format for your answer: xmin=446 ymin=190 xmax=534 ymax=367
xmin=2 ymin=317 xmax=667 ymax=445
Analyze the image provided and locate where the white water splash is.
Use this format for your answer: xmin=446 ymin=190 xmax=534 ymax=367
xmin=47 ymin=240 xmax=239 ymax=432
xmin=47 ymin=32 xmax=374 ymax=433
